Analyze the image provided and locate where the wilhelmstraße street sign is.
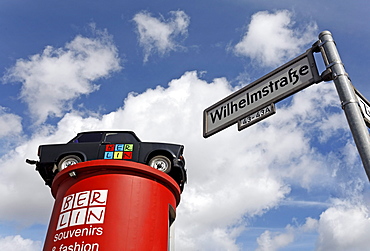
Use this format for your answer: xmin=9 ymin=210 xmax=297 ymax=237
xmin=203 ymin=48 xmax=321 ymax=138
xmin=238 ymin=103 xmax=276 ymax=131
xmin=355 ymin=88 xmax=370 ymax=128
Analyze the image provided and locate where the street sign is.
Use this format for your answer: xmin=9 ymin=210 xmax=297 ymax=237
xmin=203 ymin=48 xmax=321 ymax=138
xmin=355 ymin=88 xmax=370 ymax=127
xmin=238 ymin=103 xmax=276 ymax=131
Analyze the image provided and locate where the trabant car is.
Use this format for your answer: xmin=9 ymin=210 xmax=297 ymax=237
xmin=26 ymin=131 xmax=186 ymax=191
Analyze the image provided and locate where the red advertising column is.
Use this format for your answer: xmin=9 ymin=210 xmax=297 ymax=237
xmin=43 ymin=160 xmax=181 ymax=251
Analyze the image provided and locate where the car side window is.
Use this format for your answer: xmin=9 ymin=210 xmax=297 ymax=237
xmin=73 ymin=133 xmax=103 ymax=143
xmin=105 ymin=133 xmax=137 ymax=143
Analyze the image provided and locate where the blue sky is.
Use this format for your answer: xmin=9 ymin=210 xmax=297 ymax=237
xmin=1 ymin=0 xmax=370 ymax=250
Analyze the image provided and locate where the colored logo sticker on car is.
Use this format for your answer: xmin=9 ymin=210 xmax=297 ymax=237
xmin=104 ymin=144 xmax=133 ymax=160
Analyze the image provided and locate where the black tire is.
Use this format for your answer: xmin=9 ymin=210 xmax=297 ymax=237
xmin=148 ymin=155 xmax=172 ymax=173
xmin=57 ymin=155 xmax=82 ymax=171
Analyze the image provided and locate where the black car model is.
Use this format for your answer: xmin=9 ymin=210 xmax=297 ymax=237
xmin=26 ymin=131 xmax=186 ymax=191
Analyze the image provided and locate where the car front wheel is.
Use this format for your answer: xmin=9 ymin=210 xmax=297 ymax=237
xmin=148 ymin=155 xmax=171 ymax=173
xmin=58 ymin=155 xmax=82 ymax=171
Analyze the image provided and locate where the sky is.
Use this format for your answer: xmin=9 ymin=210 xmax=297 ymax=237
xmin=1 ymin=0 xmax=370 ymax=250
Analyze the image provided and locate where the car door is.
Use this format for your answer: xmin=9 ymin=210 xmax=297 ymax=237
xmin=98 ymin=132 xmax=141 ymax=163
xmin=67 ymin=132 xmax=104 ymax=161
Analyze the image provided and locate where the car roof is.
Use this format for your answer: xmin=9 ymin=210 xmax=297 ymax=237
xmin=74 ymin=131 xmax=141 ymax=142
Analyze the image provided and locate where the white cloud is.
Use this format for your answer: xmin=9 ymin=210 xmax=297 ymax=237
xmin=316 ymin=200 xmax=370 ymax=251
xmin=254 ymin=199 xmax=370 ymax=251
xmin=133 ymin=10 xmax=190 ymax=62
xmin=3 ymin=26 xmax=121 ymax=124
xmin=0 ymin=139 xmax=55 ymax=226
xmin=0 ymin=107 xmax=23 ymax=156
xmin=179 ymin=227 xmax=244 ymax=251
xmin=256 ymin=229 xmax=295 ymax=251
xmin=256 ymin=217 xmax=318 ymax=251
xmin=0 ymin=107 xmax=22 ymax=138
xmin=0 ymin=235 xmax=41 ymax=251
xmin=234 ymin=10 xmax=318 ymax=67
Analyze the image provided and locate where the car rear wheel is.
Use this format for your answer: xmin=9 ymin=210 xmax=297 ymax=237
xmin=148 ymin=155 xmax=171 ymax=173
xmin=58 ymin=155 xmax=82 ymax=171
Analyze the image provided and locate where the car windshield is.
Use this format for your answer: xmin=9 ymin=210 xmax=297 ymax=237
xmin=72 ymin=132 xmax=104 ymax=143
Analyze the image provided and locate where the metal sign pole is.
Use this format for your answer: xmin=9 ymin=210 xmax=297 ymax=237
xmin=319 ymin=31 xmax=370 ymax=180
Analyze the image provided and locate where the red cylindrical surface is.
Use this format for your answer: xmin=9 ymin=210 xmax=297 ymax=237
xmin=43 ymin=160 xmax=181 ymax=251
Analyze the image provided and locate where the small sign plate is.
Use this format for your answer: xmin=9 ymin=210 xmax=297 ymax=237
xmin=238 ymin=103 xmax=276 ymax=130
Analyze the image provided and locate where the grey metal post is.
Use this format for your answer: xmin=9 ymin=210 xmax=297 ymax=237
xmin=319 ymin=31 xmax=370 ymax=181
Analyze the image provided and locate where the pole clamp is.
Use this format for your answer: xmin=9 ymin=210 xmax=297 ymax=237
xmin=326 ymin=60 xmax=344 ymax=69
xmin=341 ymin=99 xmax=359 ymax=110
xmin=319 ymin=39 xmax=335 ymax=48
xmin=333 ymin=72 xmax=350 ymax=81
